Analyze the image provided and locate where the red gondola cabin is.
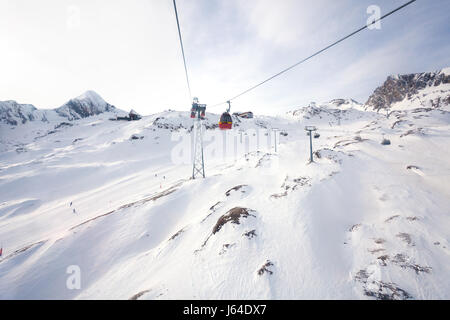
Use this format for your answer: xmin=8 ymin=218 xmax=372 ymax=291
xmin=219 ymin=112 xmax=232 ymax=130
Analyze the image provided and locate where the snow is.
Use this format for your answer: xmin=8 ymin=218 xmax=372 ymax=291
xmin=441 ymin=67 xmax=450 ymax=76
xmin=390 ymin=82 xmax=450 ymax=111
xmin=0 ymin=91 xmax=124 ymax=127
xmin=0 ymin=89 xmax=449 ymax=299
xmin=0 ymin=101 xmax=40 ymax=125
xmin=75 ymin=90 xmax=108 ymax=107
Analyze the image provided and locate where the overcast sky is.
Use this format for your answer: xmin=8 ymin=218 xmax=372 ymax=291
xmin=1 ymin=0 xmax=449 ymax=115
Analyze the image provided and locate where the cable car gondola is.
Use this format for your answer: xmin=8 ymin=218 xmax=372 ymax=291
xmin=191 ymin=97 xmax=198 ymax=118
xmin=219 ymin=112 xmax=232 ymax=130
xmin=219 ymin=101 xmax=233 ymax=130
xmin=190 ymin=97 xmax=206 ymax=119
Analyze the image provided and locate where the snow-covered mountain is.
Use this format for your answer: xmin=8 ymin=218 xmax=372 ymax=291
xmin=0 ymin=91 xmax=122 ymax=126
xmin=286 ymin=98 xmax=374 ymax=127
xmin=0 ymin=69 xmax=449 ymax=300
xmin=55 ymin=91 xmax=117 ymax=120
xmin=365 ymin=68 xmax=450 ymax=112
xmin=329 ymin=98 xmax=362 ymax=109
xmin=0 ymin=100 xmax=45 ymax=126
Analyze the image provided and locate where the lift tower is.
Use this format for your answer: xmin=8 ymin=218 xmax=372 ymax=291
xmin=305 ymin=126 xmax=317 ymax=163
xmin=191 ymin=99 xmax=206 ymax=179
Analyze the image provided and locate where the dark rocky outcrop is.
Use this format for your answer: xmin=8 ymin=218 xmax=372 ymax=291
xmin=365 ymin=69 xmax=450 ymax=111
xmin=55 ymin=91 xmax=116 ymax=120
xmin=212 ymin=207 xmax=255 ymax=234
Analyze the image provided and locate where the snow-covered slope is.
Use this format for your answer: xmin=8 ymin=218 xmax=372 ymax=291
xmin=0 ymin=79 xmax=449 ymax=300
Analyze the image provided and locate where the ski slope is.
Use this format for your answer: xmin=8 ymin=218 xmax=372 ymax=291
xmin=0 ymin=98 xmax=449 ymax=299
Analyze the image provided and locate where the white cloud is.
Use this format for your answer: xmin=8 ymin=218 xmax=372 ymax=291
xmin=0 ymin=0 xmax=448 ymax=116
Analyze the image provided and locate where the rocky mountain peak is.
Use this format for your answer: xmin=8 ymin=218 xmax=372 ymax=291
xmin=55 ymin=90 xmax=116 ymax=120
xmin=365 ymin=69 xmax=450 ymax=111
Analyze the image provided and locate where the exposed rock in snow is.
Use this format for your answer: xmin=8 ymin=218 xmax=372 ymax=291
xmin=212 ymin=207 xmax=256 ymax=235
xmin=257 ymin=260 xmax=274 ymax=276
xmin=329 ymin=98 xmax=362 ymax=109
xmin=55 ymin=91 xmax=116 ymax=120
xmin=286 ymin=99 xmax=374 ymax=126
xmin=0 ymin=101 xmax=41 ymax=125
xmin=365 ymin=69 xmax=450 ymax=111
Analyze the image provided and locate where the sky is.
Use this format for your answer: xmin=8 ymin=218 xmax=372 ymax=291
xmin=0 ymin=0 xmax=449 ymax=116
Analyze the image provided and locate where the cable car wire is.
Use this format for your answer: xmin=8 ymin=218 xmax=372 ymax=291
xmin=173 ymin=0 xmax=192 ymax=101
xmin=210 ymin=0 xmax=417 ymax=108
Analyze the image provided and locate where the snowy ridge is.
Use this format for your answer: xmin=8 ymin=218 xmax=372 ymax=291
xmin=0 ymin=91 xmax=123 ymax=126
xmin=328 ymin=98 xmax=363 ymax=109
xmin=365 ymin=68 xmax=450 ymax=112
xmin=0 ymin=101 xmax=41 ymax=126
xmin=286 ymin=99 xmax=376 ymax=127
